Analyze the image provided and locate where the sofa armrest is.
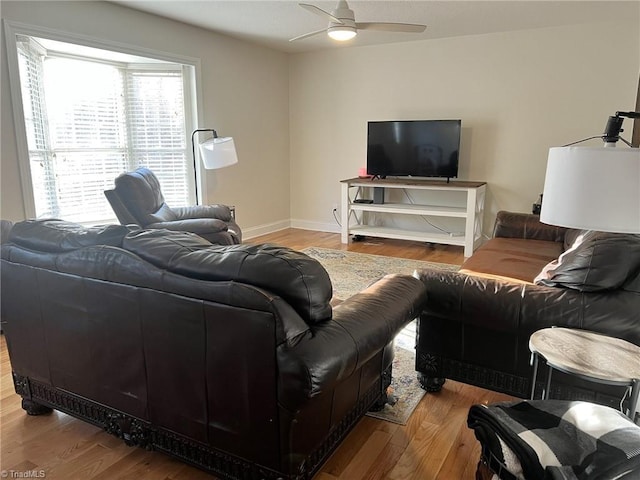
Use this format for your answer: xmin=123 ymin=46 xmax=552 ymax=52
xmin=146 ymin=218 xmax=229 ymax=234
xmin=330 ymin=273 xmax=427 ymax=364
xmin=277 ymin=274 xmax=427 ymax=410
xmin=493 ymin=211 xmax=566 ymax=242
xmin=420 ymin=270 xmax=579 ymax=333
xmin=173 ymin=205 xmax=232 ymax=222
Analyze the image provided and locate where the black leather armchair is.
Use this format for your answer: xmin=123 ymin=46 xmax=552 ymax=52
xmin=105 ymin=167 xmax=241 ymax=244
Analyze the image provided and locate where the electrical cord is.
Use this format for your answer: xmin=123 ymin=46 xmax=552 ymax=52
xmin=340 ymin=187 xmax=467 ymax=237
xmin=402 ymin=189 xmax=456 ymax=235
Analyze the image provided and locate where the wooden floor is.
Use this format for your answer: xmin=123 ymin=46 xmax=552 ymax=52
xmin=0 ymin=229 xmax=514 ymax=479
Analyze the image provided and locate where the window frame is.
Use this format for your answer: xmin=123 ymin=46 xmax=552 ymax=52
xmin=3 ymin=20 xmax=204 ymax=222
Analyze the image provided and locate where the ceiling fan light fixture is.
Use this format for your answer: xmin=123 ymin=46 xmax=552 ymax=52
xmin=291 ymin=1 xmax=425 ymax=43
xmin=328 ymin=25 xmax=357 ymax=41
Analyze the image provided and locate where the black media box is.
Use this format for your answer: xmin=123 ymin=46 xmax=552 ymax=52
xmin=373 ymin=187 xmax=385 ymax=204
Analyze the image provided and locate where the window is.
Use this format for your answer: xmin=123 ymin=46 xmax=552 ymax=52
xmin=14 ymin=34 xmax=195 ymax=224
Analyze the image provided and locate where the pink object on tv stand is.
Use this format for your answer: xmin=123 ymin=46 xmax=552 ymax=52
xmin=358 ymin=167 xmax=371 ymax=178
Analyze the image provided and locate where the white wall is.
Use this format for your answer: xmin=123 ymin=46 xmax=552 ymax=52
xmin=289 ymin=20 xmax=640 ymax=234
xmin=0 ymin=1 xmax=290 ymax=236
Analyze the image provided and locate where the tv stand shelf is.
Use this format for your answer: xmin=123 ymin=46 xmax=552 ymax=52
xmin=340 ymin=177 xmax=486 ymax=257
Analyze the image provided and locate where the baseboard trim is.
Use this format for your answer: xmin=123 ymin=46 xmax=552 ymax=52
xmin=242 ymin=220 xmax=291 ymax=240
xmin=290 ymin=219 xmax=340 ymax=234
xmin=242 ymin=219 xmax=341 ymax=240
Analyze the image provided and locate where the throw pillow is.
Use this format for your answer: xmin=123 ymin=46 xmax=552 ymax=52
xmin=534 ymin=230 xmax=640 ymax=291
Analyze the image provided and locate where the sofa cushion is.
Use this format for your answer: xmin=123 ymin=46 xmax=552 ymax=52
xmin=123 ymin=229 xmax=333 ymax=323
xmin=8 ymin=219 xmax=130 ymax=252
xmin=460 ymin=237 xmax=563 ymax=283
xmin=535 ymin=231 xmax=640 ymax=291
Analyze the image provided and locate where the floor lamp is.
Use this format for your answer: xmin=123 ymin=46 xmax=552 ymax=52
xmin=540 ymin=112 xmax=640 ymax=417
xmin=540 ymin=112 xmax=640 ymax=234
xmin=191 ymin=128 xmax=238 ymax=205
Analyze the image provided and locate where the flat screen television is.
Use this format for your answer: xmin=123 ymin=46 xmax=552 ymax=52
xmin=366 ymin=120 xmax=461 ymax=179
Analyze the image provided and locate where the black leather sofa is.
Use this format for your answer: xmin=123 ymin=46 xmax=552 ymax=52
xmin=415 ymin=211 xmax=640 ymax=408
xmin=1 ymin=219 xmax=426 ymax=480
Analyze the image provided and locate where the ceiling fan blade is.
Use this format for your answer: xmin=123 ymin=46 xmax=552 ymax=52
xmin=299 ymin=3 xmax=344 ymax=24
xmin=289 ymin=28 xmax=327 ymax=42
xmin=356 ymin=22 xmax=427 ymax=33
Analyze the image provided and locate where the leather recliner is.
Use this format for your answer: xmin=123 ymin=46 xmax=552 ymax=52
xmin=105 ymin=167 xmax=241 ymax=245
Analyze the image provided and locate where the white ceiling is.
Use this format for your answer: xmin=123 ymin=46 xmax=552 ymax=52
xmin=112 ymin=1 xmax=639 ymax=54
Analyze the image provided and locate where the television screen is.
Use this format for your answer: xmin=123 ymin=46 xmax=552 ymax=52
xmin=367 ymin=120 xmax=461 ymax=179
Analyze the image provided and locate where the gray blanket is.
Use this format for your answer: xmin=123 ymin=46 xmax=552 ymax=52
xmin=467 ymin=400 xmax=640 ymax=479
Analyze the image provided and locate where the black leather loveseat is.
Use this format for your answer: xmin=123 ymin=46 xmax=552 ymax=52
xmin=415 ymin=211 xmax=640 ymax=409
xmin=1 ymin=219 xmax=426 ymax=480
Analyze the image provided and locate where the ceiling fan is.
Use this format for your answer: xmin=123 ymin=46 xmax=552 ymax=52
xmin=290 ymin=0 xmax=427 ymax=42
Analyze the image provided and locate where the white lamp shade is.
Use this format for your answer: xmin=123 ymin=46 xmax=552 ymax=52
xmin=198 ymin=136 xmax=238 ymax=170
xmin=540 ymin=146 xmax=640 ymax=233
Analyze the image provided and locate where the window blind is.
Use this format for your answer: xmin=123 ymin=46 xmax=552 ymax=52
xmin=126 ymin=70 xmax=188 ymax=208
xmin=16 ymin=36 xmax=191 ymax=224
xmin=17 ymin=37 xmax=58 ymax=218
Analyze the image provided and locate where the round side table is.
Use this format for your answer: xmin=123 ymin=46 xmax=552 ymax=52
xmin=529 ymin=327 xmax=640 ymax=420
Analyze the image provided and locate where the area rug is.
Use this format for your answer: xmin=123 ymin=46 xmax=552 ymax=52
xmin=301 ymin=247 xmax=459 ymax=300
xmin=302 ymin=247 xmax=460 ymax=425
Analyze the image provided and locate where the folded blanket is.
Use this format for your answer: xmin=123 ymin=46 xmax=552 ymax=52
xmin=467 ymin=400 xmax=640 ymax=480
